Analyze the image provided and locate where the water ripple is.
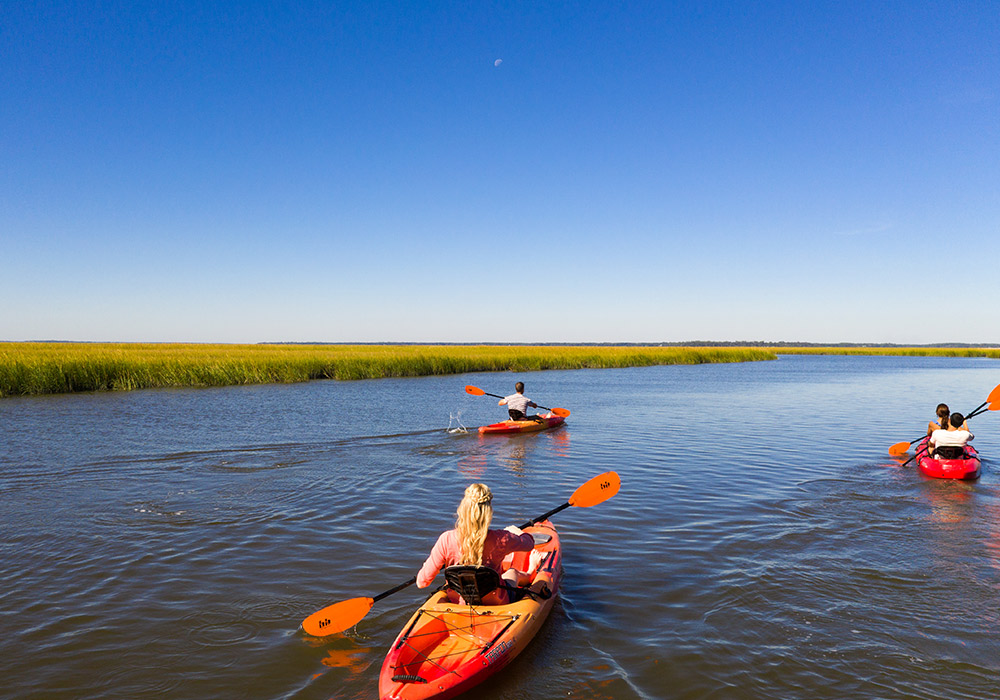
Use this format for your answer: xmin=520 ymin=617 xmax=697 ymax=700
xmin=4 ymin=357 xmax=1000 ymax=698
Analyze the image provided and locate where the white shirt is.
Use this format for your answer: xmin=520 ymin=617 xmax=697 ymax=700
xmin=929 ymin=428 xmax=972 ymax=449
xmin=502 ymin=392 xmax=531 ymax=413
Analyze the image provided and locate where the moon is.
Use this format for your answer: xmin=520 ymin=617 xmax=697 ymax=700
xmin=494 ymin=59 xmax=502 ymax=67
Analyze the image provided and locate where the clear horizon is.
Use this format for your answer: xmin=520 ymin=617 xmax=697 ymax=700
xmin=3 ymin=2 xmax=998 ymax=344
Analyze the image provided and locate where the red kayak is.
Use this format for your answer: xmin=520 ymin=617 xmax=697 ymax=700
xmin=916 ymin=437 xmax=981 ymax=480
xmin=477 ymin=413 xmax=565 ymax=435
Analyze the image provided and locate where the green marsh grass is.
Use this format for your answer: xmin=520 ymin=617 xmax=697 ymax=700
xmin=0 ymin=343 xmax=776 ymax=397
xmin=6 ymin=344 xmax=995 ymax=398
xmin=770 ymin=347 xmax=1000 ymax=358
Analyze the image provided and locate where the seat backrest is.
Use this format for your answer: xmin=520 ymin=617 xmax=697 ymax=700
xmin=935 ymin=445 xmax=965 ymax=460
xmin=443 ymin=565 xmax=502 ymax=605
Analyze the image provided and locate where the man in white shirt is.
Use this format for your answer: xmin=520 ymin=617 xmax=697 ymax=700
xmin=929 ymin=411 xmax=974 ymax=459
xmin=498 ymin=382 xmax=538 ymax=421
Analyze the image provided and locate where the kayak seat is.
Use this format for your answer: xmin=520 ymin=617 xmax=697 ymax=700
xmin=444 ymin=565 xmax=550 ymax=605
xmin=934 ymin=446 xmax=966 ymax=459
xmin=444 ymin=565 xmax=505 ymax=605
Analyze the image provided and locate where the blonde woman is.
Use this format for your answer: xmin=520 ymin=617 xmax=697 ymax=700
xmin=416 ymin=483 xmax=535 ymax=604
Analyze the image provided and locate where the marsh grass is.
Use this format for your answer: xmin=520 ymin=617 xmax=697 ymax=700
xmin=0 ymin=343 xmax=776 ymax=397
xmin=5 ymin=343 xmax=995 ymax=398
xmin=772 ymin=347 xmax=1000 ymax=358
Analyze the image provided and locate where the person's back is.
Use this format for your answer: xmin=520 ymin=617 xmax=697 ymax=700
xmin=929 ymin=412 xmax=973 ymax=459
xmin=499 ymin=381 xmax=537 ymax=421
xmin=415 ymin=483 xmax=535 ymax=605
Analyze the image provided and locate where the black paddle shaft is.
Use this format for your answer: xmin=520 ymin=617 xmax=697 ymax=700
xmin=966 ymin=400 xmax=990 ymax=420
xmin=481 ymin=390 xmax=557 ymax=413
xmin=901 ymin=446 xmax=928 ymax=468
xmin=517 ymin=501 xmax=571 ymax=530
xmin=373 ymin=576 xmax=417 ymax=603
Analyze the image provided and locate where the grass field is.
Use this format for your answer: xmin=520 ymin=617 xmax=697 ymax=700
xmin=771 ymin=347 xmax=1000 ymax=358
xmin=3 ymin=343 xmax=997 ymax=398
xmin=0 ymin=343 xmax=777 ymax=397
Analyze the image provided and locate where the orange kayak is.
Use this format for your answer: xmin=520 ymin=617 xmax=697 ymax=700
xmin=477 ymin=413 xmax=565 ymax=435
xmin=378 ymin=521 xmax=562 ymax=700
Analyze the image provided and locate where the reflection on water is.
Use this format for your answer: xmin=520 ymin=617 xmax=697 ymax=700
xmin=921 ymin=481 xmax=977 ymax=524
xmin=2 ymin=356 xmax=1000 ymax=699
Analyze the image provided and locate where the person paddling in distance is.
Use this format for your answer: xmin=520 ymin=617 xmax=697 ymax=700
xmin=416 ymin=483 xmax=539 ymax=605
xmin=498 ymin=381 xmax=542 ymax=422
xmin=928 ymin=411 xmax=974 ymax=459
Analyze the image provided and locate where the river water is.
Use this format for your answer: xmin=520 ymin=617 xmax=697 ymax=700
xmin=2 ymin=355 xmax=999 ymax=699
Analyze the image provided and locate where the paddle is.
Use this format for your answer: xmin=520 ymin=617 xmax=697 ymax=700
xmin=888 ymin=383 xmax=1000 ymax=457
xmin=464 ymin=385 xmax=571 ymax=418
xmin=301 ymin=471 xmax=621 ymax=637
xmin=967 ymin=400 xmax=1000 ymax=421
xmin=889 ymin=438 xmax=923 ymax=457
xmin=899 ymin=445 xmax=928 ymax=468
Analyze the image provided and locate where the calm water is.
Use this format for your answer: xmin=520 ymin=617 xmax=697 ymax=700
xmin=2 ymin=355 xmax=1000 ymax=699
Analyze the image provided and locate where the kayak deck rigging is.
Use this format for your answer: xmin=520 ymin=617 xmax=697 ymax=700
xmin=389 ymin=608 xmax=520 ymax=683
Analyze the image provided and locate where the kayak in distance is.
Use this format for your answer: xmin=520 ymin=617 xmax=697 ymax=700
xmin=477 ymin=413 xmax=565 ymax=435
xmin=916 ymin=437 xmax=981 ymax=480
xmin=378 ymin=521 xmax=562 ymax=700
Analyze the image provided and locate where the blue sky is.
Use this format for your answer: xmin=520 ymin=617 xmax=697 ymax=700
xmin=3 ymin=1 xmax=998 ymax=344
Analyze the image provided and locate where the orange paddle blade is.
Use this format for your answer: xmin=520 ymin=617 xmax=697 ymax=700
xmin=552 ymin=407 xmax=571 ymax=417
xmin=302 ymin=596 xmax=374 ymax=637
xmin=988 ymin=383 xmax=1000 ymax=404
xmin=888 ymin=441 xmax=911 ymax=457
xmin=464 ymin=385 xmax=485 ymax=396
xmin=569 ymin=471 xmax=620 ymax=508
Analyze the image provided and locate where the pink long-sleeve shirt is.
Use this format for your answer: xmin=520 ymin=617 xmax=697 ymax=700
xmin=416 ymin=528 xmax=536 ymax=588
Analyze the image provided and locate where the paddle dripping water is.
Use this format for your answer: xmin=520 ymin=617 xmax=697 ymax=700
xmin=2 ymin=356 xmax=1000 ymax=699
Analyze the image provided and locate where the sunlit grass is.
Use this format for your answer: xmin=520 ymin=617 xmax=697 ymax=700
xmin=0 ymin=343 xmax=777 ymax=397
xmin=771 ymin=347 xmax=1000 ymax=358
xmin=5 ymin=343 xmax=995 ymax=398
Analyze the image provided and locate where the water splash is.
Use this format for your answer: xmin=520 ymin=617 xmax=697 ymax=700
xmin=447 ymin=411 xmax=468 ymax=434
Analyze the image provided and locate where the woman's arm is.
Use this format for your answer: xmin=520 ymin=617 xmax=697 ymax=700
xmin=416 ymin=532 xmax=452 ymax=588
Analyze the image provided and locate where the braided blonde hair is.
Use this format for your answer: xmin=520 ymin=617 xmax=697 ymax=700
xmin=455 ymin=483 xmax=493 ymax=566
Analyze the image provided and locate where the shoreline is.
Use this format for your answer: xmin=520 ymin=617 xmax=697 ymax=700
xmin=2 ymin=343 xmax=998 ymax=398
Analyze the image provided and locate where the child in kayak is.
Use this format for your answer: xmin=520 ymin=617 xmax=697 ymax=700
xmin=416 ymin=483 xmax=536 ymax=604
xmin=499 ymin=382 xmax=540 ymax=422
xmin=929 ymin=412 xmax=974 ymax=459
